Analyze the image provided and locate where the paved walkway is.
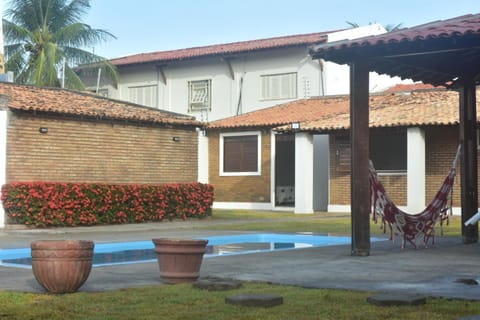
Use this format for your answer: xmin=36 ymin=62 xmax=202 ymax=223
xmin=1 ymin=216 xmax=480 ymax=300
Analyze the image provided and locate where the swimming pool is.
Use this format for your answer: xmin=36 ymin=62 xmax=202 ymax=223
xmin=0 ymin=233 xmax=360 ymax=269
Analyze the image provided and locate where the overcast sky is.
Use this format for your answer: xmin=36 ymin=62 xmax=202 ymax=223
xmin=17 ymin=0 xmax=480 ymax=59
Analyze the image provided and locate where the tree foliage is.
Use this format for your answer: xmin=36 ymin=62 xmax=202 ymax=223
xmin=3 ymin=0 xmax=118 ymax=89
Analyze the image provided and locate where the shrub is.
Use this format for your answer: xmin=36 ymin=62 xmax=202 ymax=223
xmin=0 ymin=182 xmax=214 ymax=227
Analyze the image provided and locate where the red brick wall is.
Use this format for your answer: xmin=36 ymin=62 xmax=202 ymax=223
xmin=6 ymin=113 xmax=198 ymax=184
xmin=329 ymin=134 xmax=407 ymax=206
xmin=425 ymin=126 xmax=462 ymax=207
xmin=208 ymin=129 xmax=271 ymax=202
xmin=329 ymin=126 xmax=464 ymax=208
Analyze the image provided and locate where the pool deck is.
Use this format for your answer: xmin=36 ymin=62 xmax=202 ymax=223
xmin=1 ymin=215 xmax=480 ymax=300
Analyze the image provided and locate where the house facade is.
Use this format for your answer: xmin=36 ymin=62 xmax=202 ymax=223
xmin=78 ymin=24 xmax=408 ymax=123
xmin=0 ymin=83 xmax=202 ymax=228
xmin=76 ymin=24 xmax=412 ymax=199
xmin=207 ymin=87 xmax=470 ymax=214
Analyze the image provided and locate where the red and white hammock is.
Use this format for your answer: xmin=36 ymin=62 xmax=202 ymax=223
xmin=369 ymin=145 xmax=461 ymax=249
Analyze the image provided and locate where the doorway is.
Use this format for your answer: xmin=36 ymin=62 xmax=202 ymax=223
xmin=275 ymin=134 xmax=295 ymax=207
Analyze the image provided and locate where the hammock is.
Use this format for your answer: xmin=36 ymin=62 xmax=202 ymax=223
xmin=369 ymin=145 xmax=461 ymax=249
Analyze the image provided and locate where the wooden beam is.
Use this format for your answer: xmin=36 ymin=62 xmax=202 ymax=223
xmin=156 ymin=65 xmax=167 ymax=85
xmin=459 ymin=77 xmax=479 ymax=244
xmin=221 ymin=57 xmax=235 ymax=80
xmin=350 ymin=61 xmax=371 ymax=256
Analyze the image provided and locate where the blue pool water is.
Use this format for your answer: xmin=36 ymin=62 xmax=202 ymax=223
xmin=0 ymin=233 xmax=360 ymax=269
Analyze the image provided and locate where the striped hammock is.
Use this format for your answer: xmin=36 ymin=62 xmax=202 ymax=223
xmin=369 ymin=145 xmax=461 ymax=249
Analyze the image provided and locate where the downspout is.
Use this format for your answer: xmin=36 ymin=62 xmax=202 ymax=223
xmin=318 ymin=59 xmax=325 ymax=96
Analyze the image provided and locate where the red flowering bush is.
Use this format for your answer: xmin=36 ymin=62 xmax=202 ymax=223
xmin=0 ymin=182 xmax=214 ymax=227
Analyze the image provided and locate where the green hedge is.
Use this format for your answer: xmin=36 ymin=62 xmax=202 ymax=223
xmin=0 ymin=182 xmax=214 ymax=227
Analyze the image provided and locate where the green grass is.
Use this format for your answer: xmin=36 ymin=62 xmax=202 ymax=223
xmin=205 ymin=209 xmax=463 ymax=237
xmin=1 ymin=282 xmax=479 ymax=320
xmin=0 ymin=210 xmax=468 ymax=319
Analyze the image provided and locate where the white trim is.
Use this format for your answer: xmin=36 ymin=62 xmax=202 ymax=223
xmin=272 ymin=206 xmax=295 ymax=212
xmin=328 ymin=204 xmax=463 ymax=216
xmin=219 ymin=131 xmax=261 ymax=176
xmin=197 ymin=130 xmax=209 ymax=183
xmin=270 ymin=131 xmax=276 ymax=210
xmin=213 ymin=201 xmax=272 ymax=210
xmin=327 ymin=205 xmax=351 ymax=213
xmin=0 ymin=110 xmax=7 ymax=228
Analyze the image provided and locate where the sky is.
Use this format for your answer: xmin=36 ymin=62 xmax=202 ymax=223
xmin=57 ymin=0 xmax=480 ymax=59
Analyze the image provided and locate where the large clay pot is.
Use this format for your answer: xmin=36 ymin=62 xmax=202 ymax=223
xmin=31 ymin=240 xmax=94 ymax=294
xmin=152 ymin=238 xmax=208 ymax=284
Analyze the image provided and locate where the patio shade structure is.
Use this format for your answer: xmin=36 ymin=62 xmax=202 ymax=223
xmin=310 ymin=14 xmax=480 ymax=256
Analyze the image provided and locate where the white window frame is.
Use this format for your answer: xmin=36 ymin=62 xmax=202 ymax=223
xmin=189 ymin=79 xmax=211 ymax=112
xmin=260 ymin=72 xmax=297 ymax=101
xmin=220 ymin=131 xmax=262 ymax=176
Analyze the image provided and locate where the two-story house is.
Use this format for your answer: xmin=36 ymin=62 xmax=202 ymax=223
xmin=77 ymin=24 xmax=410 ymax=212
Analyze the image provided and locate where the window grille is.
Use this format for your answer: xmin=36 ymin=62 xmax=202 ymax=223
xmin=189 ymin=80 xmax=211 ymax=111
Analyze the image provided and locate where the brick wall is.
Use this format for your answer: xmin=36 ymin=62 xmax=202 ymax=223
xmin=6 ymin=113 xmax=198 ymax=184
xmin=425 ymin=126 xmax=462 ymax=207
xmin=208 ymin=129 xmax=271 ymax=202
xmin=329 ymin=126 xmax=465 ymax=208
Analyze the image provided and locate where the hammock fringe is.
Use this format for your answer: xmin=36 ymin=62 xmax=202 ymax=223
xmin=370 ymin=145 xmax=461 ymax=249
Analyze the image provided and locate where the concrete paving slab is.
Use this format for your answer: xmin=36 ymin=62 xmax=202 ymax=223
xmin=0 ymin=218 xmax=480 ymax=301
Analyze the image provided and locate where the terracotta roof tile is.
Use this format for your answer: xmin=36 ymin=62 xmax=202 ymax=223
xmin=385 ymin=83 xmax=441 ymax=92
xmin=312 ymin=14 xmax=480 ymax=54
xmin=209 ymin=89 xmax=472 ymax=132
xmin=208 ymin=96 xmax=349 ymax=129
xmin=0 ymin=83 xmax=200 ymax=127
xmin=110 ymin=31 xmax=333 ymax=66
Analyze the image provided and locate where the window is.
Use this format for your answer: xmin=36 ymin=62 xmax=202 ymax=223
xmin=334 ymin=130 xmax=407 ymax=173
xmin=261 ymin=72 xmax=297 ymax=100
xmin=370 ymin=130 xmax=407 ymax=172
xmin=189 ymin=80 xmax=211 ymax=112
xmin=220 ymin=132 xmax=261 ymax=176
xmin=128 ymin=85 xmax=157 ymax=107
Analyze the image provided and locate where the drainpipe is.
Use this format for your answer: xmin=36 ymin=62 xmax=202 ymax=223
xmin=318 ymin=59 xmax=325 ymax=96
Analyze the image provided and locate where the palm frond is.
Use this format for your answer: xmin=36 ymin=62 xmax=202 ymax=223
xmin=3 ymin=0 xmax=118 ymax=87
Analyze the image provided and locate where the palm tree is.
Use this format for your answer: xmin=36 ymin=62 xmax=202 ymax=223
xmin=3 ymin=0 xmax=118 ymax=89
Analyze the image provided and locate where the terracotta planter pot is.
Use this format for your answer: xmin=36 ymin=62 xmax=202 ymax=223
xmin=31 ymin=240 xmax=94 ymax=294
xmin=152 ymin=238 xmax=208 ymax=284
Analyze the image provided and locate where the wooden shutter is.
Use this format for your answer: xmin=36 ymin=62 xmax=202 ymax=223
xmin=223 ymin=135 xmax=258 ymax=172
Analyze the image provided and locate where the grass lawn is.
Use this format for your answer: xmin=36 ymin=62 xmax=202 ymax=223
xmin=1 ymin=282 xmax=480 ymax=320
xmin=0 ymin=210 xmax=472 ymax=319
xmin=205 ymin=209 xmax=463 ymax=237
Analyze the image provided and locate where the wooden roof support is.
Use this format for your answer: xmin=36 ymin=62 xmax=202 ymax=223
xmin=156 ymin=65 xmax=167 ymax=85
xmin=221 ymin=58 xmax=235 ymax=80
xmin=459 ymin=77 xmax=479 ymax=243
xmin=350 ymin=61 xmax=371 ymax=256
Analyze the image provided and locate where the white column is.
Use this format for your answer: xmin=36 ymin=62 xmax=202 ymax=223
xmin=295 ymin=132 xmax=314 ymax=214
xmin=0 ymin=109 xmax=7 ymax=228
xmin=407 ymin=127 xmax=426 ymax=212
xmin=197 ymin=130 xmax=209 ymax=183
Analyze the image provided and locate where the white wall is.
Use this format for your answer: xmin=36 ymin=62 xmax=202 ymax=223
xmin=0 ymin=110 xmax=7 ymax=228
xmin=323 ymin=24 xmax=413 ymax=96
xmin=109 ymin=47 xmax=323 ymax=121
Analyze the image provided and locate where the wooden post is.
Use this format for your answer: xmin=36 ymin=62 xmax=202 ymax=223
xmin=459 ymin=78 xmax=479 ymax=244
xmin=350 ymin=61 xmax=370 ymax=256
